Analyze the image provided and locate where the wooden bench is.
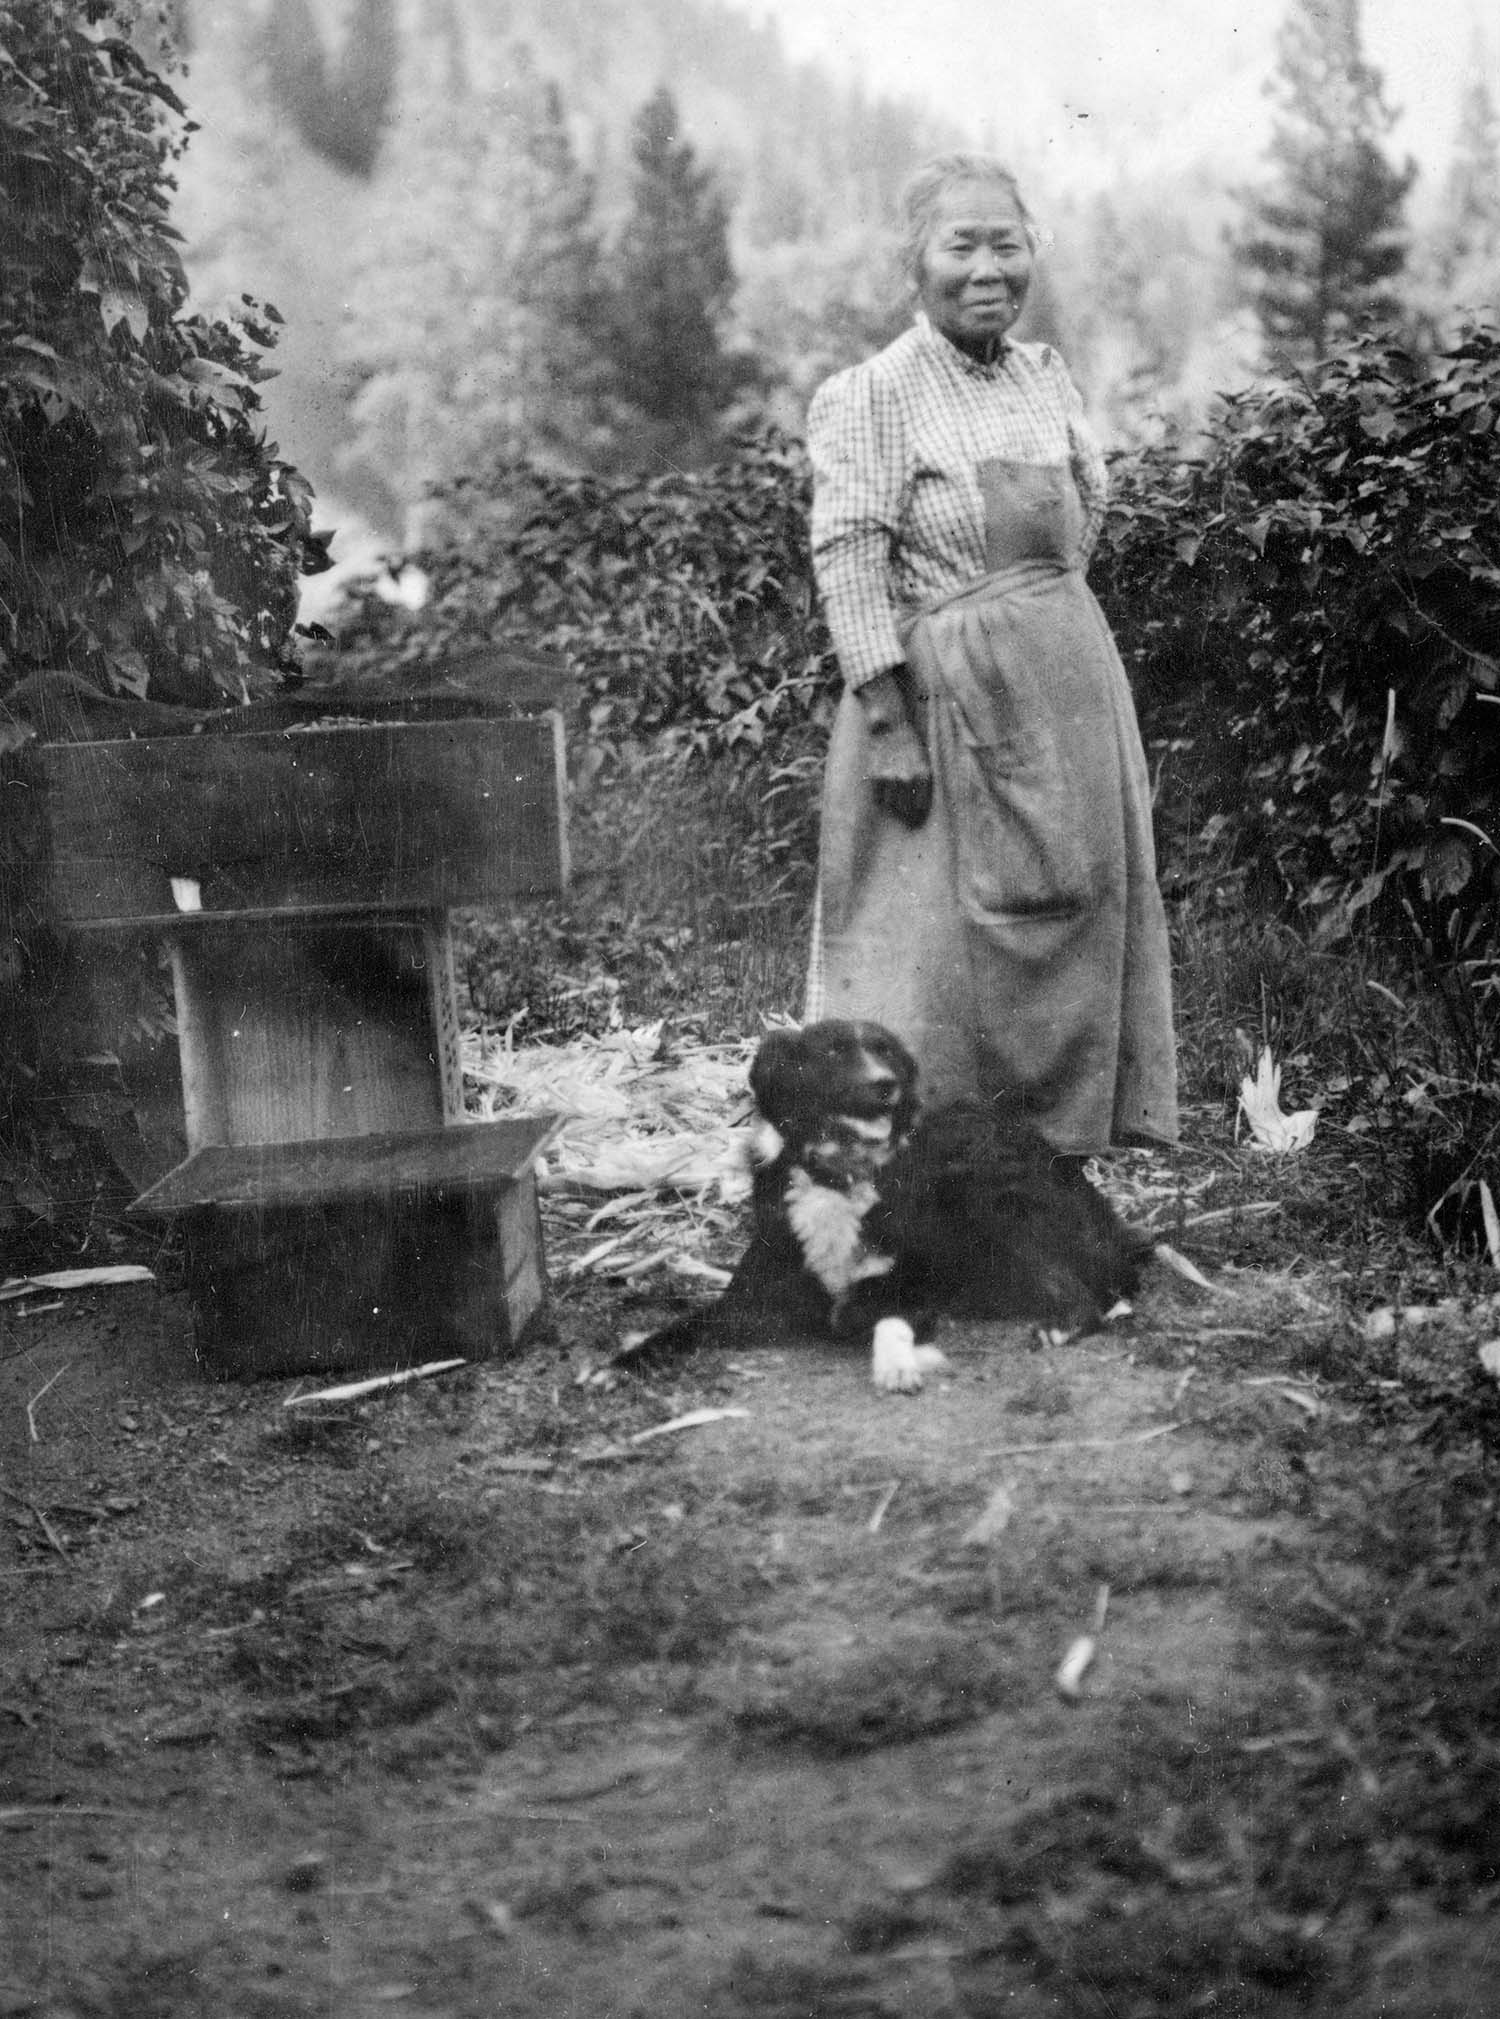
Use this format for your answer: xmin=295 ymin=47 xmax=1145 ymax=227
xmin=33 ymin=688 xmax=570 ymax=1378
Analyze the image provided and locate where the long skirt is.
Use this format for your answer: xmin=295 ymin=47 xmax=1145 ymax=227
xmin=805 ymin=558 xmax=1178 ymax=1153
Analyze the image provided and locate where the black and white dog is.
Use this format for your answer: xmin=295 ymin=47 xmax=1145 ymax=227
xmin=622 ymin=1019 xmax=1147 ymax=1394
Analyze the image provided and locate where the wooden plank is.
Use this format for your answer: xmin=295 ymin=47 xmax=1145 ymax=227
xmin=497 ymin=1174 xmax=548 ymax=1348
xmin=424 ymin=918 xmax=467 ymax=1123
xmin=38 ymin=715 xmax=568 ymax=927
xmin=279 ymin=646 xmax=576 ymax=720
xmin=167 ymin=918 xmax=453 ymax=1151
xmin=131 ymin=1115 xmax=562 ymax=1217
xmin=5 ymin=656 xmax=573 ymax=745
xmin=168 ymin=933 xmax=229 ymax=1151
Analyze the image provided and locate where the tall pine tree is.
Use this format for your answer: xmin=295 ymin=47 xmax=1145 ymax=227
xmin=511 ymin=75 xmax=612 ymax=446
xmin=468 ymin=54 xmax=614 ymax=465
xmin=606 ymin=85 xmax=741 ymax=450
xmin=263 ymin=0 xmax=398 ymax=179
xmin=1234 ymin=0 xmax=1414 ymax=370
xmin=1437 ymin=52 xmax=1500 ymax=285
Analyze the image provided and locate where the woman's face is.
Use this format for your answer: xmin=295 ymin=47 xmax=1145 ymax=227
xmin=916 ymin=180 xmax=1033 ymax=353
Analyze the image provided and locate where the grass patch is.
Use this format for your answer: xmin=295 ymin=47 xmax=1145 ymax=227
xmin=1251 ymin=1438 xmax=1500 ymax=1903
xmin=554 ymin=1525 xmax=768 ymax=1668
xmin=184 ymin=1491 xmax=779 ymax=1755
xmin=261 ymin=1411 xmax=372 ymax=1467
xmin=457 ymin=746 xmax=813 ymax=1044
xmin=943 ymin=1784 xmax=1166 ymax=1902
xmin=1004 ymin=1367 xmax=1074 ymax=1418
xmin=1000 ymin=1895 xmax=1336 ymax=2017
xmin=925 ymin=1391 xmax=1500 ymax=2014
xmin=927 ymin=1520 xmax=1225 ymax=1632
xmin=706 ymin=1950 xmax=903 ymax=2019
xmin=937 ymin=1695 xmax=1359 ymax=2013
xmin=725 ymin=1625 xmax=1030 ymax=1755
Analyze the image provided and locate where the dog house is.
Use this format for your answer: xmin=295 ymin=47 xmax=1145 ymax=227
xmin=32 ymin=676 xmax=569 ymax=1378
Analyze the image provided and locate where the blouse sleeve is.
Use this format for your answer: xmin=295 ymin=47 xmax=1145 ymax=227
xmin=806 ymin=364 xmax=907 ymax=688
xmin=1055 ymin=355 xmax=1108 ymax=564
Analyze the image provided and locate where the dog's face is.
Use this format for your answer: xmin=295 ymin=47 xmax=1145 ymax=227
xmin=749 ymin=1021 xmax=919 ymax=1189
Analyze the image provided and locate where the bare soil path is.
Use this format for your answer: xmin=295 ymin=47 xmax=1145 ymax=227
xmin=1 ymin=1237 xmax=1495 ymax=2018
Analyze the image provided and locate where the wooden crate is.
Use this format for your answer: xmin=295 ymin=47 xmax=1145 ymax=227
xmin=36 ymin=707 xmax=571 ymax=1378
xmin=133 ymin=1120 xmax=559 ymax=1379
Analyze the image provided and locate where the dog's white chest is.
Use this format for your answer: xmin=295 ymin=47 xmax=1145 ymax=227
xmin=783 ymin=1168 xmax=893 ymax=1300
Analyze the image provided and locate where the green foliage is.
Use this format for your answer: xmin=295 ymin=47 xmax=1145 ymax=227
xmin=457 ymin=737 xmax=817 ymax=1047
xmin=0 ymin=0 xmax=316 ymax=711
xmin=1 ymin=0 xmax=321 ymax=1253
xmin=1094 ymin=323 xmax=1500 ymax=977
xmin=1233 ymin=0 xmax=1414 ymax=370
xmin=360 ymin=429 xmax=837 ymax=768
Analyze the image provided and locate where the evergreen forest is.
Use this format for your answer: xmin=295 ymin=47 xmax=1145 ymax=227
xmin=140 ymin=0 xmax=1500 ymax=544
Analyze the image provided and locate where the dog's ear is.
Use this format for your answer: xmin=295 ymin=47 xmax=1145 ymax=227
xmin=859 ymin=1023 xmax=920 ymax=1129
xmin=749 ymin=1028 xmax=813 ymax=1130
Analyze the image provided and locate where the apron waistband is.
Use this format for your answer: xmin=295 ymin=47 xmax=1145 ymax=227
xmin=899 ymin=558 xmax=1078 ymax=641
xmin=897 ymin=559 xmax=1081 ymax=665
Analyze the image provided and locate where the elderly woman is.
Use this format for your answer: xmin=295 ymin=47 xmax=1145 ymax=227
xmin=804 ymin=153 xmax=1178 ymax=1153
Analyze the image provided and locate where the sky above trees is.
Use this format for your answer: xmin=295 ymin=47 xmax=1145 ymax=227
xmin=751 ymin=0 xmax=1495 ymax=210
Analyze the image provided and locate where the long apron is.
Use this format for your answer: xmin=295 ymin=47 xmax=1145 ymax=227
xmin=808 ymin=458 xmax=1178 ymax=1152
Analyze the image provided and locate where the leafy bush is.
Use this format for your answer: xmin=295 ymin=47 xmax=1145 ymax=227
xmin=1091 ymin=328 xmax=1500 ymax=1230
xmin=338 ymin=430 xmax=838 ymax=771
xmin=358 ymin=335 xmax=1500 ymax=989
xmin=1094 ymin=323 xmax=1500 ymax=972
xmin=0 ymin=0 xmax=318 ymax=713
xmin=456 ymin=740 xmax=817 ymax=1046
xmin=0 ymin=2 xmax=321 ymax=1253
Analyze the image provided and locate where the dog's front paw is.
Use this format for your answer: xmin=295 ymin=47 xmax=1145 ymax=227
xmin=871 ymin=1317 xmax=949 ymax=1394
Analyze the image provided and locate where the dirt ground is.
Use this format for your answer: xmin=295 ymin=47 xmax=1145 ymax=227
xmin=2 ymin=1182 xmax=1498 ymax=2018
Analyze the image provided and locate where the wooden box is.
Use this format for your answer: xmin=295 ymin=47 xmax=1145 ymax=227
xmin=134 ymin=1120 xmax=559 ymax=1379
xmin=35 ymin=704 xmax=571 ymax=1379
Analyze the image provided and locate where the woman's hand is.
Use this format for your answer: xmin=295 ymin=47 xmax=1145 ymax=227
xmin=857 ymin=666 xmax=932 ymax=826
